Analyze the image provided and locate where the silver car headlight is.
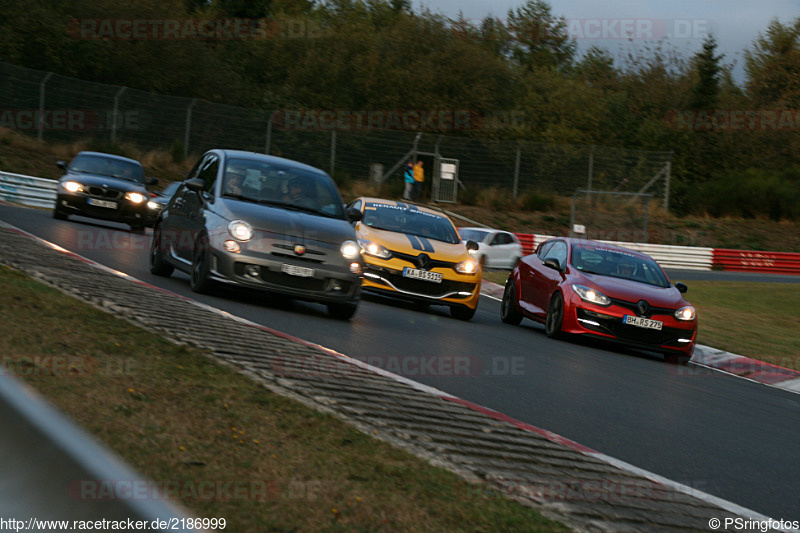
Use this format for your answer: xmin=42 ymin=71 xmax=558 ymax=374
xmin=674 ymin=305 xmax=696 ymax=321
xmin=572 ymin=284 xmax=611 ymax=306
xmin=455 ymin=259 xmax=479 ymax=274
xmin=358 ymin=239 xmax=391 ymax=259
xmin=340 ymin=240 xmax=361 ymax=260
xmin=125 ymin=192 xmax=146 ymax=204
xmin=147 ymin=200 xmax=160 ymax=210
xmin=62 ymin=181 xmax=84 ymax=193
xmin=228 ymin=220 xmax=253 ymax=241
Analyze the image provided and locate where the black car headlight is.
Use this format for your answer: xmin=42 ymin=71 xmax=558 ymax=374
xmin=125 ymin=192 xmax=146 ymax=204
xmin=674 ymin=305 xmax=696 ymax=321
xmin=358 ymin=239 xmax=391 ymax=259
xmin=572 ymin=284 xmax=611 ymax=306
xmin=62 ymin=181 xmax=84 ymax=193
xmin=228 ymin=220 xmax=254 ymax=241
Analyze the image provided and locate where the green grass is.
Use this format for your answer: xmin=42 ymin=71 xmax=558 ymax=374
xmin=688 ymin=281 xmax=800 ymax=368
xmin=0 ymin=265 xmax=568 ymax=533
xmin=480 ymin=271 xmax=800 ymax=370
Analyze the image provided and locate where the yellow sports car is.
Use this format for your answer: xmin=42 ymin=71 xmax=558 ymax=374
xmin=347 ymin=198 xmax=482 ymax=320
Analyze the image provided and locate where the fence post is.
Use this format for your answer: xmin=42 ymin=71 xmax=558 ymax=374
xmin=184 ymin=99 xmax=197 ymax=160
xmin=512 ymin=143 xmax=521 ymax=200
xmin=111 ymin=87 xmax=127 ymax=142
xmin=265 ymin=113 xmax=272 ymax=154
xmin=37 ymin=72 xmax=54 ymax=142
xmin=664 ymin=158 xmax=671 ymax=211
xmin=330 ymin=130 xmax=336 ymax=175
xmin=587 ymin=145 xmax=595 ymax=192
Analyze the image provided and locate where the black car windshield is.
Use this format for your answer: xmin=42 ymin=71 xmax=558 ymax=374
xmin=570 ymin=243 xmax=670 ymax=288
xmin=459 ymin=229 xmax=489 ymax=242
xmin=69 ymin=154 xmax=145 ymax=184
xmin=221 ymin=158 xmax=345 ymax=219
xmin=362 ymin=202 xmax=460 ymax=244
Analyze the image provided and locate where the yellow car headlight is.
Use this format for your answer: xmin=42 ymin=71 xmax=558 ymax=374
xmin=358 ymin=239 xmax=392 ymax=259
xmin=455 ymin=259 xmax=479 ymax=274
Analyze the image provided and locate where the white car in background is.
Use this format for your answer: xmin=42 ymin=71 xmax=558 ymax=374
xmin=459 ymin=227 xmax=524 ymax=269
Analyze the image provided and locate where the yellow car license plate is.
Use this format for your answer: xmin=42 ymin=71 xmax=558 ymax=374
xmin=403 ymin=267 xmax=442 ymax=283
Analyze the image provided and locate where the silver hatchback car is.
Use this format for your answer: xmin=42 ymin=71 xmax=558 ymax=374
xmin=149 ymin=149 xmax=364 ymax=319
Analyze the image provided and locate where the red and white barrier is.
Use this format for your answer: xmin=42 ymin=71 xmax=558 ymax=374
xmin=513 ymin=233 xmax=800 ymax=276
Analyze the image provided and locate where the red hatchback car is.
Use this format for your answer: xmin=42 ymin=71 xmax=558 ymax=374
xmin=501 ymin=237 xmax=697 ymax=363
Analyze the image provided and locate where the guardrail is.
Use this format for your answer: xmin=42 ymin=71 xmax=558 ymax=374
xmin=0 ymin=171 xmax=57 ymax=209
xmin=514 ymin=232 xmax=800 ymax=274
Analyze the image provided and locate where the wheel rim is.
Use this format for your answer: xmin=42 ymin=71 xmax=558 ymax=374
xmin=191 ymin=242 xmax=206 ymax=287
xmin=547 ymin=295 xmax=562 ymax=334
xmin=192 ymin=251 xmax=203 ymax=286
xmin=502 ymin=284 xmax=513 ymax=318
xmin=150 ymin=229 xmax=161 ymax=265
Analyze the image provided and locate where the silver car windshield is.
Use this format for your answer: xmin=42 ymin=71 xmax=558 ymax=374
xmin=459 ymin=229 xmax=489 ymax=242
xmin=222 ymin=158 xmax=344 ymax=218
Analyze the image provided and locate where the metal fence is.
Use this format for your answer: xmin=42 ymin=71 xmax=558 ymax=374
xmin=0 ymin=60 xmax=673 ymax=207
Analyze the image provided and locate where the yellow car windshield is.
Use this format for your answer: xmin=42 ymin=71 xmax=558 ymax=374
xmin=363 ymin=203 xmax=459 ymax=244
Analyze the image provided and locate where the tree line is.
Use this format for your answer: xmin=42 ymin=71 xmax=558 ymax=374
xmin=0 ymin=0 xmax=798 ymax=218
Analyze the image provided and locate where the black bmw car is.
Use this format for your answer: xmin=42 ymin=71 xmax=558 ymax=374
xmin=53 ymin=151 xmax=158 ymax=231
xmin=149 ymin=149 xmax=364 ymax=319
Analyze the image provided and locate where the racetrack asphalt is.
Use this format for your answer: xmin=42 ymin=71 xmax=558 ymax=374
xmin=480 ymin=279 xmax=800 ymax=396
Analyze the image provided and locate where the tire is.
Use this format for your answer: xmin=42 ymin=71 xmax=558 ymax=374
xmin=52 ymin=206 xmax=67 ymax=220
xmin=450 ymin=305 xmax=476 ymax=321
xmin=190 ymin=233 xmax=213 ymax=293
xmin=328 ymin=302 xmax=358 ymax=320
xmin=149 ymin=225 xmax=174 ymax=277
xmin=545 ymin=292 xmax=564 ymax=339
xmin=500 ymin=280 xmax=523 ymax=325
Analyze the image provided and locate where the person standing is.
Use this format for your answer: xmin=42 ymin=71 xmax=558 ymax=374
xmin=402 ymin=161 xmax=415 ymax=200
xmin=413 ymin=160 xmax=424 ymax=201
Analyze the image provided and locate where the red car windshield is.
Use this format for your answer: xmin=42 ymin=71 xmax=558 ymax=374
xmin=570 ymin=244 xmax=670 ymax=288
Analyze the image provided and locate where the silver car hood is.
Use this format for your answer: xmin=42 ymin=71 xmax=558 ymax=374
xmin=211 ymin=199 xmax=355 ymax=244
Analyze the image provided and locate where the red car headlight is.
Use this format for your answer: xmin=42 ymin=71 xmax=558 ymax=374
xmin=674 ymin=306 xmax=696 ymax=321
xmin=571 ymin=284 xmax=611 ymax=306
